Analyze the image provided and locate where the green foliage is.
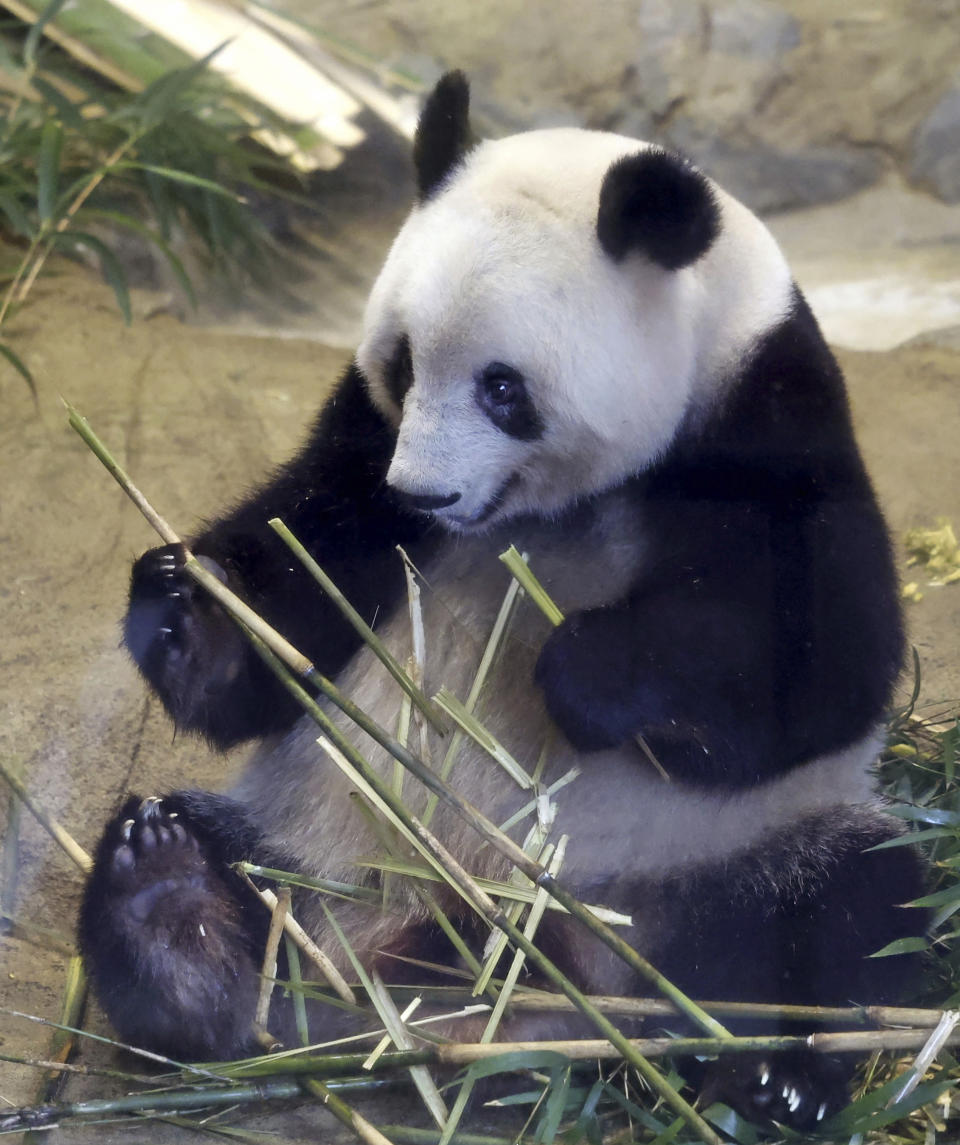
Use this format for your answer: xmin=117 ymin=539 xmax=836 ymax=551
xmin=0 ymin=0 xmax=313 ymax=386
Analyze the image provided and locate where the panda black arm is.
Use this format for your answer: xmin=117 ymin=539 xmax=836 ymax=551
xmin=125 ymin=363 xmax=433 ymax=748
xmin=536 ymin=299 xmax=904 ymax=789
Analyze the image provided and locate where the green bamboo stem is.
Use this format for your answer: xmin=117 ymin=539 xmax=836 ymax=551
xmin=273 ymin=702 xmax=719 ymax=1142
xmin=505 ymin=993 xmax=951 ymax=1029
xmin=300 ymin=1078 xmax=398 ymax=1145
xmin=0 ymin=756 xmax=91 ymax=873
xmin=440 ymin=838 xmax=568 ymax=1145
xmin=424 ymin=574 xmax=523 ymax=828
xmin=269 ymin=517 xmax=446 ymax=733
xmin=0 ymin=1080 xmax=305 ymax=1132
xmin=285 ymin=931 xmax=311 ymax=1047
xmin=65 ymin=401 xmax=314 ymax=677
xmin=239 ymin=862 xmax=379 ymax=904
xmin=0 ymin=1006 xmax=230 ymax=1082
xmin=36 ymin=954 xmax=87 ymax=1105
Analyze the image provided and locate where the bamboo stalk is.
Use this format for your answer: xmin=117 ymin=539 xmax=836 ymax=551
xmin=304 ymin=732 xmax=719 ymax=1143
xmin=440 ymin=839 xmax=569 ymax=1145
xmin=424 ymin=574 xmax=523 ymax=828
xmin=0 ymin=1006 xmax=230 ymax=1082
xmin=36 ymin=954 xmax=87 ymax=1105
xmin=269 ymin=517 xmax=445 ymax=733
xmin=433 ymin=1027 xmax=960 ymax=1062
xmin=255 ymin=885 xmax=290 ymax=1032
xmin=285 ymin=931 xmax=311 ymax=1047
xmin=0 ymin=757 xmax=91 ymax=873
xmin=504 ymin=993 xmax=953 ymax=1029
xmin=300 ymin=1078 xmax=398 ymax=1145
xmin=0 ymin=1080 xmax=305 ymax=1133
xmin=242 ymin=878 xmax=356 ymax=1005
xmin=432 ymin=688 xmax=534 ymax=789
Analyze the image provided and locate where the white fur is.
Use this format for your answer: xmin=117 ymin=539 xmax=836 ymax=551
xmin=356 ymin=128 xmax=793 ymax=530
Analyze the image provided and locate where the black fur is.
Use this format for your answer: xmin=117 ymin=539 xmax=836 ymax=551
xmin=596 ymin=149 xmax=720 ymax=269
xmin=123 ymin=363 xmax=436 ymax=749
xmin=413 ymin=70 xmax=473 ymax=201
xmin=535 ymin=289 xmax=903 ymax=788
xmin=384 ymin=334 xmax=413 ymax=408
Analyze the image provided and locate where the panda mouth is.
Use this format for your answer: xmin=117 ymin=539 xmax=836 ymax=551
xmin=444 ymin=473 xmax=519 ymax=529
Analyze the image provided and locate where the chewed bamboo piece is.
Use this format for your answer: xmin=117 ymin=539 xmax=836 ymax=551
xmin=241 ymin=876 xmax=356 ymax=1005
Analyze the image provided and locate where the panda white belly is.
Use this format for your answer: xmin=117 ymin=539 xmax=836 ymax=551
xmin=230 ymin=486 xmax=883 ymax=947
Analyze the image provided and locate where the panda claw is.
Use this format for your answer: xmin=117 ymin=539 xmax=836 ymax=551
xmin=759 ymin=1065 xmax=770 ymax=1087
xmin=817 ymin=1102 xmax=828 ymax=1122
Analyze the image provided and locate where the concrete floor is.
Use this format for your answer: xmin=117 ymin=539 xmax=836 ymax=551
xmin=0 ymin=156 xmax=958 ymax=1141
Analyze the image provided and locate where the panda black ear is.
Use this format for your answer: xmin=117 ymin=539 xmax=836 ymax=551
xmin=596 ymin=150 xmax=720 ymax=270
xmin=413 ymin=71 xmax=474 ymax=201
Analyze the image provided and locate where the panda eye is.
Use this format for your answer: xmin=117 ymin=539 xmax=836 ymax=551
xmin=484 ymin=371 xmax=520 ymax=406
xmin=476 ymin=362 xmax=545 ymax=441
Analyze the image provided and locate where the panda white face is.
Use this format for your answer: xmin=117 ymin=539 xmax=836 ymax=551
xmin=357 ymin=123 xmax=793 ymax=532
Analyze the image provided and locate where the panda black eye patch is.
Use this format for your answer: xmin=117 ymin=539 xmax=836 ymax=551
xmin=476 ymin=362 xmax=544 ymax=440
xmin=384 ymin=334 xmax=413 ymax=407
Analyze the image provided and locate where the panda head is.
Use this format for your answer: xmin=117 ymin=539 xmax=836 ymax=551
xmin=357 ymin=72 xmax=793 ymax=531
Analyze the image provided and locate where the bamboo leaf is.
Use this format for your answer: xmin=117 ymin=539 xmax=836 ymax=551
xmin=906 ymin=885 xmax=960 ymax=910
xmin=37 ymin=118 xmax=63 ymax=223
xmin=75 ymin=208 xmax=197 ymax=309
xmin=30 ymin=76 xmax=85 ymax=129
xmin=115 ymin=162 xmax=244 ymax=200
xmin=701 ymin=1104 xmax=759 ymax=1145
xmin=868 ymin=826 xmax=958 ymax=849
xmin=51 ymin=231 xmax=130 ymax=324
xmin=23 ymin=0 xmax=70 ymax=67
xmin=0 ymin=190 xmax=34 ymax=239
xmin=887 ymin=805 xmax=960 ymax=827
xmin=869 ymin=936 xmax=930 ymax=957
xmin=135 ymin=44 xmax=227 ymax=126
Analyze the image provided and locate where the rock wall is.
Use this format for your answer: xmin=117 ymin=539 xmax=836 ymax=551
xmin=293 ymin=0 xmax=960 ymax=211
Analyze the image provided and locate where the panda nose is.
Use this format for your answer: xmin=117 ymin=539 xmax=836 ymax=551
xmin=393 ymin=489 xmax=462 ymax=512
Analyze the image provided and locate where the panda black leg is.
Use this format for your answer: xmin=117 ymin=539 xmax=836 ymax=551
xmin=79 ymin=794 xmax=266 ymax=1061
xmin=700 ymin=1050 xmax=849 ymax=1130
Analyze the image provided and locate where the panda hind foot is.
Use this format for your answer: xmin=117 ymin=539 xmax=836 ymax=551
xmin=80 ymin=795 xmax=262 ymax=1060
xmin=700 ymin=1050 xmax=848 ymax=1131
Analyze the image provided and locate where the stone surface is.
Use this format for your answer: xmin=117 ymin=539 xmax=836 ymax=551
xmin=911 ymin=76 xmax=960 ymax=202
xmin=284 ymin=0 xmax=960 ymax=210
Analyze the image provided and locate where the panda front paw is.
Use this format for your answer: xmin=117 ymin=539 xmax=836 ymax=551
xmin=124 ymin=544 xmax=250 ymax=743
xmin=534 ymin=609 xmax=657 ymax=751
xmin=701 ymin=1051 xmax=848 ymax=1132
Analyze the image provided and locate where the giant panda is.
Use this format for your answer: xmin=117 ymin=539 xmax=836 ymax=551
xmin=79 ymin=72 xmax=925 ymax=1129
